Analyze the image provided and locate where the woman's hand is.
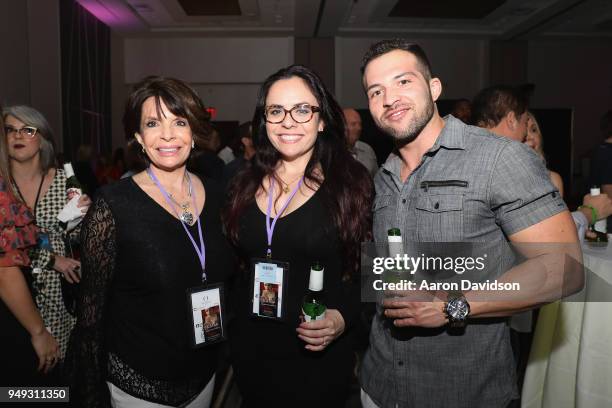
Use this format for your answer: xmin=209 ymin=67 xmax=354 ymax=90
xmin=296 ymin=308 xmax=345 ymax=351
xmin=31 ymin=328 xmax=60 ymax=373
xmin=53 ymin=256 xmax=81 ymax=283
xmin=77 ymin=194 xmax=92 ymax=214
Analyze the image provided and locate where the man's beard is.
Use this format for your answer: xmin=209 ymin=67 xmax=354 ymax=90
xmin=377 ymin=97 xmax=435 ymax=146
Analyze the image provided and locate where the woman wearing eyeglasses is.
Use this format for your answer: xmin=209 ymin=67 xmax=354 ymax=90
xmin=224 ymin=65 xmax=373 ymax=407
xmin=2 ymin=105 xmax=91 ymax=368
xmin=0 ymin=106 xmax=60 ymax=385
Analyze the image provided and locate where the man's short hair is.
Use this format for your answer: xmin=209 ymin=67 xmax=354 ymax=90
xmin=471 ymin=85 xmax=528 ymax=128
xmin=360 ymin=39 xmax=433 ymax=81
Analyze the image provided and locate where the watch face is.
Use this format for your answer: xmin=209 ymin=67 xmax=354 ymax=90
xmin=447 ymin=298 xmax=469 ymax=320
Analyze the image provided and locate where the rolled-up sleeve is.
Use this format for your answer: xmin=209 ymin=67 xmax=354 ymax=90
xmin=489 ymin=141 xmax=567 ymax=236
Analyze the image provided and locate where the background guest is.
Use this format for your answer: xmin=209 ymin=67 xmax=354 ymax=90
xmin=589 ymin=110 xmax=612 ymax=231
xmin=3 ymin=105 xmax=90 ymax=366
xmin=343 ymin=108 xmax=378 ymax=176
xmin=472 ymin=85 xmax=529 ymax=143
xmin=223 ymin=121 xmax=255 ymax=185
xmin=451 ymin=98 xmax=472 ymax=124
xmin=525 ymin=111 xmax=564 ymax=196
xmin=0 ymin=105 xmax=60 ymax=386
xmin=188 ymin=127 xmax=225 ymax=180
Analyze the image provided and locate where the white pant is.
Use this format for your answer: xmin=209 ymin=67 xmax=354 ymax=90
xmin=108 ymin=374 xmax=215 ymax=408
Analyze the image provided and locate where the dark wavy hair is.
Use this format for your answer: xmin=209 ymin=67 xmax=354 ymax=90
xmin=123 ymin=76 xmax=213 ymax=163
xmin=224 ymin=65 xmax=373 ymax=280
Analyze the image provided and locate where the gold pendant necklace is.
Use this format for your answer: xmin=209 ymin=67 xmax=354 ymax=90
xmin=277 ymin=173 xmax=304 ymax=194
xmin=165 ymin=176 xmax=194 ymax=224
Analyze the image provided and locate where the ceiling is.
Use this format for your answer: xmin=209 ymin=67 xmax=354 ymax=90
xmin=76 ymin=0 xmax=612 ymax=39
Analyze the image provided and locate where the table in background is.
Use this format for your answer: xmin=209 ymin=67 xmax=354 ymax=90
xmin=522 ymin=243 xmax=612 ymax=408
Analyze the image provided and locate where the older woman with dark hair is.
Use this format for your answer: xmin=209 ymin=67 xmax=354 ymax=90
xmin=0 ymin=105 xmax=59 ymax=385
xmin=3 ymin=105 xmax=90 ymax=367
xmin=224 ymin=65 xmax=373 ymax=407
xmin=66 ymin=76 xmax=234 ymax=407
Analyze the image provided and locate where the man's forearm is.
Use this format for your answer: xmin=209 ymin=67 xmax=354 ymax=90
xmin=465 ymin=248 xmax=584 ymax=318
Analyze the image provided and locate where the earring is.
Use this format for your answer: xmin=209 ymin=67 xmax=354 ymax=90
xmin=192 ymin=140 xmax=195 ymax=149
xmin=141 ymin=145 xmax=145 ymax=153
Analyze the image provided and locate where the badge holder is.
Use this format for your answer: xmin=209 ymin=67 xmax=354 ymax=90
xmin=250 ymin=258 xmax=290 ymax=322
xmin=187 ymin=282 xmax=227 ymax=348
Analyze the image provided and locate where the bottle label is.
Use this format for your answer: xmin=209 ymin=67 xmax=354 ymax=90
xmin=302 ymin=305 xmax=326 ymax=322
xmin=66 ymin=187 xmax=82 ymax=201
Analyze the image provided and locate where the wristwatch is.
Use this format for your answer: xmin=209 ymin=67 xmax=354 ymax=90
xmin=444 ymin=292 xmax=470 ymax=328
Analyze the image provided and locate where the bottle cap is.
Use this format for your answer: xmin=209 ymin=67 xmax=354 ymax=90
xmin=63 ymin=163 xmax=75 ymax=178
xmin=309 ymin=265 xmax=324 ymax=291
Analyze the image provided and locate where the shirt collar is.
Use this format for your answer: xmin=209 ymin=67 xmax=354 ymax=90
xmin=381 ymin=114 xmax=466 ymax=177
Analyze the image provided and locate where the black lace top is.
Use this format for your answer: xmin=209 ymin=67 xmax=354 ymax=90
xmin=65 ymin=177 xmax=233 ymax=407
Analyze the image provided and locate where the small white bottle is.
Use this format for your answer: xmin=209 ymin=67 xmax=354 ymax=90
xmin=591 ymin=187 xmax=607 ymax=234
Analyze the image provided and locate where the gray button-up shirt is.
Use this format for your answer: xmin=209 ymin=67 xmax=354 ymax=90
xmin=360 ymin=115 xmax=566 ymax=408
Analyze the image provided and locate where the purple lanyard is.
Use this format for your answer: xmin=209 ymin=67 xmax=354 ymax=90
xmin=146 ymin=168 xmax=207 ymax=282
xmin=266 ymin=175 xmax=304 ymax=258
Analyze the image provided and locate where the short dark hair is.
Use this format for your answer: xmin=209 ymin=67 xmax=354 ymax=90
xmin=360 ymin=39 xmax=433 ymax=81
xmin=471 ymin=85 xmax=528 ymax=128
xmin=123 ymin=76 xmax=213 ymax=162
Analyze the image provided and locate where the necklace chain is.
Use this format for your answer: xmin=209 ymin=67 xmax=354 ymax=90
xmin=148 ymin=172 xmax=194 ymax=221
xmin=276 ymin=172 xmax=304 ymax=193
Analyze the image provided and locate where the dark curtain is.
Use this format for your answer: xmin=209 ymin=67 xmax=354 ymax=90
xmin=60 ymin=0 xmax=111 ymax=161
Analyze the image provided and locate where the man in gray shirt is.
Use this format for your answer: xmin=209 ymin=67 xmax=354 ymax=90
xmin=343 ymin=108 xmax=379 ymax=176
xmin=359 ymin=39 xmax=582 ymax=408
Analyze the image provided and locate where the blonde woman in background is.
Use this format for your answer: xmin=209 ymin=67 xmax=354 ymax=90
xmin=3 ymin=105 xmax=91 ymax=365
xmin=0 ymin=104 xmax=59 ymax=386
xmin=525 ymin=112 xmax=564 ymax=197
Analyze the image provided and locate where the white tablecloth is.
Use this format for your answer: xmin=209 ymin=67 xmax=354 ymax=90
xmin=522 ymin=243 xmax=612 ymax=408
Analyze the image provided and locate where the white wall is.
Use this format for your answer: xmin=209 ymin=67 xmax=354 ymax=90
xmin=191 ymin=84 xmax=261 ymax=123
xmin=106 ymin=36 xmax=295 ymax=148
xmin=335 ymin=37 xmax=489 ymax=109
xmin=124 ymin=37 xmax=294 ymax=85
xmin=528 ymin=39 xmax=612 ymax=161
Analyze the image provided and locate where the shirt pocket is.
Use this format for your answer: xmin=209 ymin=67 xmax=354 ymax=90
xmin=415 ymin=194 xmax=464 ymax=241
xmin=372 ymin=194 xmax=394 ymax=242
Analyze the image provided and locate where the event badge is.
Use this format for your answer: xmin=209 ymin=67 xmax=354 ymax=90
xmin=187 ymin=283 xmax=227 ymax=348
xmin=249 ymin=176 xmax=303 ymax=322
xmin=147 ymin=168 xmax=226 ymax=348
xmin=250 ymin=258 xmax=289 ymax=321
xmin=37 ymin=232 xmax=53 ymax=251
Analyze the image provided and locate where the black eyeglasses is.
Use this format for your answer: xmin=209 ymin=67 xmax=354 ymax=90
xmin=4 ymin=126 xmax=38 ymax=138
xmin=264 ymin=104 xmax=321 ymax=124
